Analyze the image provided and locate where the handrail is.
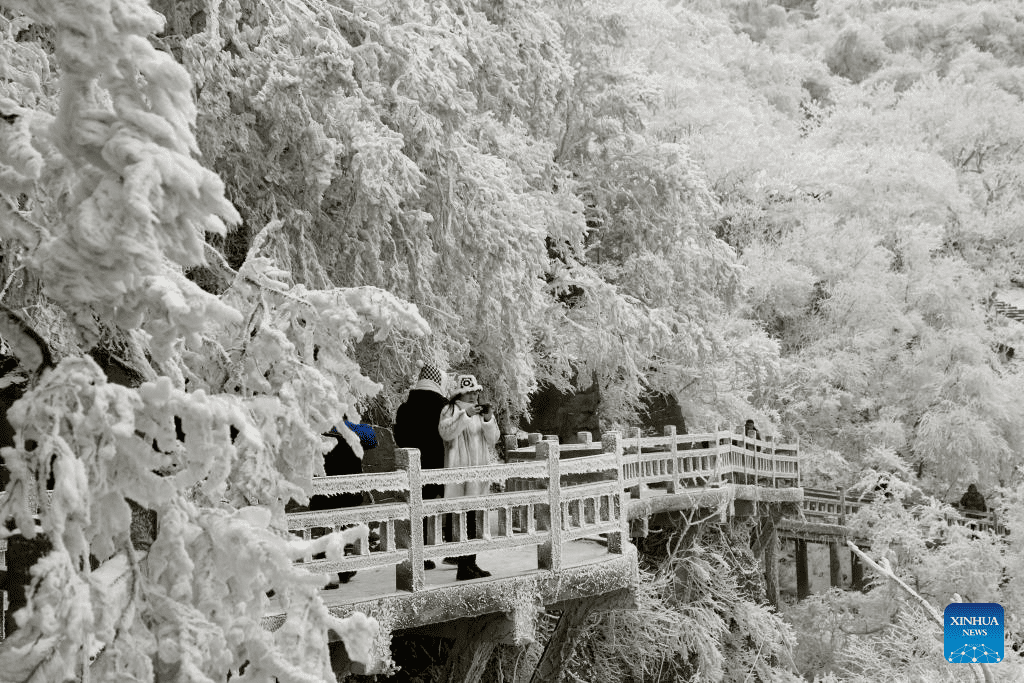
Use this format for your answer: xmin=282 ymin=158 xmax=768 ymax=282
xmin=281 ymin=428 xmax=800 ymax=593
xmin=1 ymin=427 xmax=801 ymax=582
xmin=799 ymin=487 xmax=1006 ymax=536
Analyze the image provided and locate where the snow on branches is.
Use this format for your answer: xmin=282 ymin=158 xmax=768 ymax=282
xmin=1 ymin=0 xmax=240 ymax=358
xmin=0 ymin=0 xmax=429 ymax=679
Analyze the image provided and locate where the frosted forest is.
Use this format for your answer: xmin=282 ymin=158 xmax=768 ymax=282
xmin=0 ymin=0 xmax=1024 ymax=681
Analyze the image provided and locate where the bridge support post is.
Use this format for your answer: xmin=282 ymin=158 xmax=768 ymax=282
xmin=443 ymin=622 xmax=500 ymax=683
xmin=795 ymin=539 xmax=810 ymax=600
xmin=763 ymin=522 xmax=780 ymax=608
xmin=529 ymin=596 xmax=601 ymax=683
xmin=850 ymin=550 xmax=864 ymax=590
xmin=829 ymin=542 xmax=842 ymax=588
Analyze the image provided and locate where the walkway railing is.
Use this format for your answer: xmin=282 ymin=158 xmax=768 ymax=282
xmin=283 ymin=428 xmax=800 ymax=594
xmin=800 ymin=487 xmax=1006 ymax=535
xmin=507 ymin=427 xmax=799 ymax=491
xmin=288 ymin=437 xmax=628 ymax=591
xmin=1 ymin=428 xmax=800 ymax=590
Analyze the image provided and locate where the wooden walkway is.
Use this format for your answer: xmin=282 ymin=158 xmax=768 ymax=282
xmin=780 ymin=486 xmax=1005 ymax=542
xmin=776 ymin=486 xmax=1005 ymax=599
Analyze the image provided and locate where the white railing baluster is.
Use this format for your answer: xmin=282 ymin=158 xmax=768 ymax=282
xmin=480 ymin=509 xmax=491 ymax=540
xmin=302 ymin=528 xmax=312 ymax=564
xmin=499 ymin=506 xmax=512 ymax=537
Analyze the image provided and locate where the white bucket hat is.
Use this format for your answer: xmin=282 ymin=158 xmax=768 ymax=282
xmin=451 ymin=373 xmax=483 ymax=397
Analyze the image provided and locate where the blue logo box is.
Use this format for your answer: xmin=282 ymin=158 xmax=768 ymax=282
xmin=944 ymin=603 xmax=1004 ymax=664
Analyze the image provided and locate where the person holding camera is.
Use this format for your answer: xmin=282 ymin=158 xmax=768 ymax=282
xmin=438 ymin=373 xmax=500 ymax=580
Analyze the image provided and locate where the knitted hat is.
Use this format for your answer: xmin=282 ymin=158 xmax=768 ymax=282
xmin=412 ymin=362 xmax=446 ymax=395
xmin=451 ymin=373 xmax=483 ymax=397
xmin=418 ymin=363 xmax=444 ymax=386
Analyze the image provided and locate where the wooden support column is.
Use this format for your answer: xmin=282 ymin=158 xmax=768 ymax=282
xmin=829 ymin=542 xmax=842 ymax=588
xmin=851 ymin=550 xmax=864 ymax=591
xmin=763 ymin=523 xmax=780 ymax=609
xmin=445 ymin=638 xmax=496 ymax=683
xmin=795 ymin=539 xmax=810 ymax=600
xmin=529 ymin=597 xmax=600 ymax=683
xmin=439 ymin=614 xmax=514 ymax=683
xmin=630 ymin=516 xmax=649 ymax=539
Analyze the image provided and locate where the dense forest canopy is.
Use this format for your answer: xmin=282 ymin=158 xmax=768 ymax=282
xmin=0 ymin=0 xmax=1023 ymax=680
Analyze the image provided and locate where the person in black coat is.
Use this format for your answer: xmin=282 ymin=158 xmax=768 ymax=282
xmin=394 ymin=363 xmax=448 ymax=570
xmin=959 ymin=483 xmax=987 ymax=513
xmin=310 ymin=420 xmax=375 ymax=586
xmin=309 ymin=421 xmax=370 ymax=511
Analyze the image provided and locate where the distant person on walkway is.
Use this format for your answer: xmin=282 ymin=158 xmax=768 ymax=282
xmin=310 ymin=419 xmax=376 ymax=586
xmin=394 ymin=362 xmax=449 ymax=570
xmin=959 ymin=483 xmax=987 ymax=513
xmin=439 ymin=374 xmax=500 ymax=580
xmin=744 ymin=419 xmax=761 ymax=440
xmin=873 ymin=473 xmax=893 ymax=500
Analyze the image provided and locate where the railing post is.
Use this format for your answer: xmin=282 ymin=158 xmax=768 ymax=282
xmin=602 ymin=431 xmax=627 ymax=554
xmin=796 ymin=434 xmax=801 ymax=488
xmin=537 ymin=440 xmax=562 ymax=571
xmin=715 ymin=428 xmax=726 ymax=486
xmin=503 ymin=434 xmax=519 ymax=459
xmin=628 ymin=428 xmax=642 ymax=498
xmin=576 ymin=431 xmax=593 ymax=444
xmin=395 ymin=447 xmax=424 ymax=592
xmin=664 ymin=425 xmax=678 ymax=494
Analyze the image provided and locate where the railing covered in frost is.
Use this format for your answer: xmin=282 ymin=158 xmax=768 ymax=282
xmin=798 ymin=487 xmax=1007 ymax=536
xmin=286 ymin=427 xmax=800 ymax=593
xmin=288 ymin=436 xmax=629 ymax=592
xmin=0 ymin=428 xmax=802 ymax=589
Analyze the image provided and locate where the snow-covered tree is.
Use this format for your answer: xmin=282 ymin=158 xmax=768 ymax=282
xmin=0 ymin=1 xmax=428 ymax=679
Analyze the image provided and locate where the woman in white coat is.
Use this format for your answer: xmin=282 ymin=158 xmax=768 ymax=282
xmin=439 ymin=374 xmax=500 ymax=580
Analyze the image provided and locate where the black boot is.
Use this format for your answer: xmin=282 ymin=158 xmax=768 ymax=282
xmin=456 ymin=556 xmax=476 ymax=580
xmin=468 ymin=554 xmax=491 ymax=578
xmin=456 ymin=555 xmax=491 ymax=580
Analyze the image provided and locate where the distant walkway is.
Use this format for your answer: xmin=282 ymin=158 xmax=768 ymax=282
xmin=777 ymin=487 xmax=1005 ymax=599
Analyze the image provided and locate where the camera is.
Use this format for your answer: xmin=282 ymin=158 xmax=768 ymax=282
xmin=477 ymin=403 xmax=491 ymax=413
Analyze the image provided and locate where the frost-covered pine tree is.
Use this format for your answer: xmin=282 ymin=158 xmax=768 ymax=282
xmin=0 ymin=1 xmax=428 ymax=680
